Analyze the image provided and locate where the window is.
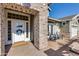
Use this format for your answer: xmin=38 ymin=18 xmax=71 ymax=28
xmin=51 ymin=25 xmax=53 ymax=35
xmin=78 ymin=20 xmax=79 ymax=23
xmin=8 ymin=13 xmax=28 ymax=21
xmin=60 ymin=22 xmax=63 ymax=27
xmin=48 ymin=24 xmax=53 ymax=36
xmin=26 ymin=22 xmax=28 ymax=38
xmin=8 ymin=20 xmax=12 ymax=41
xmin=48 ymin=25 xmax=49 ymax=35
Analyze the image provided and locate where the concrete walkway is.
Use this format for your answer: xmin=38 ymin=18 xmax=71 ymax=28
xmin=5 ymin=39 xmax=79 ymax=56
xmin=45 ymin=39 xmax=79 ymax=56
xmin=48 ymin=39 xmax=70 ymax=51
xmin=6 ymin=42 xmax=47 ymax=56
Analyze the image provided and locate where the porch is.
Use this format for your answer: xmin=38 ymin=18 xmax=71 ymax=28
xmin=0 ymin=3 xmax=48 ymax=55
xmin=5 ymin=42 xmax=47 ymax=56
xmin=5 ymin=36 xmax=79 ymax=56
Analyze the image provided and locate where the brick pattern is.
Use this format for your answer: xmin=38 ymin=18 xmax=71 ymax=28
xmin=0 ymin=3 xmax=48 ymax=56
xmin=0 ymin=3 xmax=38 ymax=15
xmin=33 ymin=13 xmax=39 ymax=48
xmin=31 ymin=4 xmax=48 ymax=49
xmin=0 ymin=7 xmax=6 ymax=56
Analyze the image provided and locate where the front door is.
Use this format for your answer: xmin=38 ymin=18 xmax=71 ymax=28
xmin=12 ymin=20 xmax=30 ymax=44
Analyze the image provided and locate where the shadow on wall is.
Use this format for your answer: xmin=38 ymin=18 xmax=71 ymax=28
xmin=5 ymin=44 xmax=12 ymax=56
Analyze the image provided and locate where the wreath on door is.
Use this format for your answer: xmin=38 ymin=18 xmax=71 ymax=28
xmin=16 ymin=29 xmax=23 ymax=35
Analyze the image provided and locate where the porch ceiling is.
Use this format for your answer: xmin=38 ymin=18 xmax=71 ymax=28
xmin=0 ymin=3 xmax=39 ymax=15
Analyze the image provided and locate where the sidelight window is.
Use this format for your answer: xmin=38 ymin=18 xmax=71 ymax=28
xmin=26 ymin=22 xmax=28 ymax=38
xmin=8 ymin=20 xmax=12 ymax=41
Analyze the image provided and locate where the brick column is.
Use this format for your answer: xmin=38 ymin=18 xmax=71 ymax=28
xmin=33 ymin=13 xmax=39 ymax=48
xmin=31 ymin=3 xmax=48 ymax=49
xmin=0 ymin=7 xmax=5 ymax=56
xmin=39 ymin=5 xmax=48 ymax=49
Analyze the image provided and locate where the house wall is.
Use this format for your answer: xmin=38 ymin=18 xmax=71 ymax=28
xmin=30 ymin=3 xmax=48 ymax=49
xmin=53 ymin=23 xmax=60 ymax=34
xmin=61 ymin=18 xmax=78 ymax=39
xmin=0 ymin=3 xmax=48 ymax=55
xmin=48 ymin=22 xmax=60 ymax=36
xmin=48 ymin=23 xmax=53 ymax=35
xmin=69 ymin=19 xmax=78 ymax=39
xmin=61 ymin=21 xmax=70 ymax=33
xmin=30 ymin=15 xmax=34 ymax=42
xmin=0 ymin=7 xmax=6 ymax=56
xmin=77 ymin=19 xmax=79 ymax=35
xmin=0 ymin=8 xmax=32 ymax=55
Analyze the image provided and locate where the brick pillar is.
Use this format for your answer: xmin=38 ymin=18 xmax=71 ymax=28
xmin=39 ymin=5 xmax=48 ymax=49
xmin=33 ymin=13 xmax=39 ymax=48
xmin=0 ymin=7 xmax=5 ymax=56
xmin=31 ymin=3 xmax=48 ymax=49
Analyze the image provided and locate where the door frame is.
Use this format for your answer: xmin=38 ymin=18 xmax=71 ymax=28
xmin=6 ymin=14 xmax=30 ymax=45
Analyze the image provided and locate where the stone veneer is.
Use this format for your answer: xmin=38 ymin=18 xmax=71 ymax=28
xmin=0 ymin=7 xmax=6 ymax=56
xmin=30 ymin=3 xmax=48 ymax=49
xmin=0 ymin=3 xmax=48 ymax=55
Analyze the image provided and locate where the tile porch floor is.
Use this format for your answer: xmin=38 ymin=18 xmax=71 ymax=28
xmin=5 ymin=39 xmax=79 ymax=56
xmin=5 ymin=42 xmax=47 ymax=56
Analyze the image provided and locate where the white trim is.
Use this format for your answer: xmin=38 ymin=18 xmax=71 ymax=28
xmin=5 ymin=19 xmax=12 ymax=45
xmin=6 ymin=12 xmax=30 ymax=45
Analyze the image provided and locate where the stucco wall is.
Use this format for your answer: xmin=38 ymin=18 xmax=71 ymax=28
xmin=48 ymin=22 xmax=60 ymax=35
xmin=61 ymin=21 xmax=70 ymax=33
xmin=69 ymin=19 xmax=78 ymax=39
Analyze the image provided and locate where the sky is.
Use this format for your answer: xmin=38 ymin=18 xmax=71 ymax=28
xmin=49 ymin=3 xmax=79 ymax=19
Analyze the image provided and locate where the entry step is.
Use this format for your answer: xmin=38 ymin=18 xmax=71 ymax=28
xmin=12 ymin=41 xmax=31 ymax=47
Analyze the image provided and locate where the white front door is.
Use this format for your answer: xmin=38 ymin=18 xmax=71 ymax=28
xmin=12 ymin=20 xmax=30 ymax=44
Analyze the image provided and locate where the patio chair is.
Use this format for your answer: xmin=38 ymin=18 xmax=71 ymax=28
xmin=49 ymin=34 xmax=56 ymax=40
xmin=49 ymin=34 xmax=60 ymax=40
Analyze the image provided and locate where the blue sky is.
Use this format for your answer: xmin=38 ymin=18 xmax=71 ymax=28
xmin=49 ymin=3 xmax=79 ymax=19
